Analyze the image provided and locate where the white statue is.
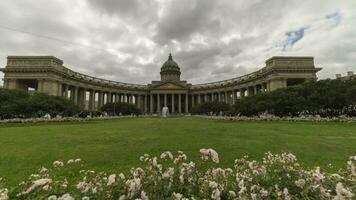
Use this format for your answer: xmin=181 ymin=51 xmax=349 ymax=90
xmin=162 ymin=106 xmax=169 ymax=117
xmin=43 ymin=113 xmax=51 ymax=119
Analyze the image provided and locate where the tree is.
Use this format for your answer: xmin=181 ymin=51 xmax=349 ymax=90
xmin=0 ymin=88 xmax=81 ymax=119
xmin=100 ymin=102 xmax=141 ymax=116
xmin=191 ymin=101 xmax=231 ymax=115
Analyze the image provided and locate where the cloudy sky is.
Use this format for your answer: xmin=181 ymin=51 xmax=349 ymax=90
xmin=0 ymin=0 xmax=356 ymax=85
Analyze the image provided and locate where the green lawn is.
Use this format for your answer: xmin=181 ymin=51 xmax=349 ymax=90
xmin=0 ymin=117 xmax=355 ymax=185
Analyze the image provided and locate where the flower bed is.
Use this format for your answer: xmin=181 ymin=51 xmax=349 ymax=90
xmin=0 ymin=116 xmax=137 ymax=124
xmin=0 ymin=150 xmax=354 ymax=199
xmin=194 ymin=115 xmax=356 ymax=123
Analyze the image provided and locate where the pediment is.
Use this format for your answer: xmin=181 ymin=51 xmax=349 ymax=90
xmin=152 ymin=82 xmax=186 ymax=90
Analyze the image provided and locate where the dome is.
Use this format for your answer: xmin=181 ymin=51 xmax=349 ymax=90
xmin=161 ymin=53 xmax=180 ymax=69
xmin=160 ymin=53 xmax=181 ymax=81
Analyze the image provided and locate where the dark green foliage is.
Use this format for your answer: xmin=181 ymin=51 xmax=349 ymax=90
xmin=0 ymin=89 xmax=31 ymax=119
xmin=191 ymin=101 xmax=231 ymax=115
xmin=29 ymin=93 xmax=81 ymax=117
xmin=100 ymin=102 xmax=141 ymax=116
xmin=232 ymin=79 xmax=356 ymax=117
xmin=0 ymin=88 xmax=80 ymax=119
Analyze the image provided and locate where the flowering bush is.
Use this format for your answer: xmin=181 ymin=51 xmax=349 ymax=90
xmin=0 ymin=150 xmax=355 ymax=199
xmin=0 ymin=115 xmax=137 ymax=124
xmin=195 ymin=115 xmax=356 ymax=123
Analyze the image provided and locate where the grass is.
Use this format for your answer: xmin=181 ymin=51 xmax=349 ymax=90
xmin=0 ymin=117 xmax=355 ymax=185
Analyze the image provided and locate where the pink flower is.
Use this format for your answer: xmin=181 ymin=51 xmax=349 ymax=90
xmin=200 ymin=148 xmax=219 ymax=163
xmin=160 ymin=151 xmax=174 ymax=160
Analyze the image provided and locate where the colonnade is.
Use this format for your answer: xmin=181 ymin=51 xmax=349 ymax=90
xmin=61 ymin=84 xmax=143 ymax=111
xmin=60 ymin=82 xmax=269 ymax=113
xmin=192 ymin=82 xmax=268 ymax=106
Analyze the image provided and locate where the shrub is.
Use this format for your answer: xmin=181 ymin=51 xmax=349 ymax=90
xmin=191 ymin=101 xmax=231 ymax=115
xmin=29 ymin=93 xmax=81 ymax=117
xmin=0 ymin=150 xmax=354 ymax=199
xmin=0 ymin=88 xmax=81 ymax=119
xmin=101 ymin=102 xmax=141 ymax=116
xmin=232 ymin=79 xmax=356 ymax=117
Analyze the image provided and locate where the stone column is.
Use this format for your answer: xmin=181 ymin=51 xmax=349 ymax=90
xmin=178 ymin=94 xmax=182 ymax=113
xmin=150 ymin=94 xmax=153 ymax=113
xmin=144 ymin=95 xmax=148 ymax=113
xmin=122 ymin=94 xmax=125 ymax=103
xmin=232 ymin=90 xmax=237 ymax=104
xmin=247 ymin=87 xmax=252 ymax=96
xmin=224 ymin=91 xmax=228 ymax=103
xmin=98 ymin=91 xmax=103 ymax=108
xmin=185 ymin=93 xmax=189 ymax=113
xmin=80 ymin=88 xmax=87 ymax=109
xmin=137 ymin=95 xmax=141 ymax=109
xmin=218 ymin=92 xmax=221 ymax=102
xmin=254 ymin=86 xmax=258 ymax=95
xmin=262 ymin=83 xmax=266 ymax=92
xmin=73 ymin=87 xmax=78 ymax=105
xmin=113 ymin=93 xmax=117 ymax=102
xmin=164 ymin=93 xmax=167 ymax=107
xmin=171 ymin=94 xmax=175 ymax=113
xmin=90 ymin=90 xmax=95 ymax=110
xmin=204 ymin=94 xmax=208 ymax=102
xmin=157 ymin=93 xmax=160 ymax=113
xmin=192 ymin=94 xmax=195 ymax=108
xmin=198 ymin=94 xmax=201 ymax=104
xmin=64 ymin=85 xmax=69 ymax=99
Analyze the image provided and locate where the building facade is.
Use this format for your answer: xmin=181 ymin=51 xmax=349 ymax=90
xmin=0 ymin=54 xmax=321 ymax=113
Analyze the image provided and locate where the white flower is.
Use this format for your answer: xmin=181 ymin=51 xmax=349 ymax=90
xmin=76 ymin=181 xmax=90 ymax=193
xmin=118 ymin=195 xmax=126 ymax=200
xmin=179 ymin=175 xmax=184 ymax=184
xmin=52 ymin=161 xmax=64 ymax=168
xmin=57 ymin=193 xmax=74 ymax=200
xmin=25 ymin=178 xmax=52 ymax=194
xmin=43 ymin=184 xmax=49 ymax=191
xmin=295 ymin=179 xmax=306 ymax=189
xmin=0 ymin=188 xmax=8 ymax=200
xmin=127 ymin=178 xmax=141 ymax=197
xmin=119 ymin=173 xmax=125 ymax=180
xmin=251 ymin=193 xmax=257 ymax=200
xmin=211 ymin=188 xmax=221 ymax=200
xmin=260 ymin=188 xmax=268 ymax=197
xmin=200 ymin=148 xmax=210 ymax=161
xmin=283 ymin=188 xmax=291 ymax=200
xmin=141 ymin=191 xmax=149 ymax=200
xmin=228 ymin=191 xmax=236 ymax=198
xmin=39 ymin=167 xmax=48 ymax=173
xmin=160 ymin=151 xmax=173 ymax=160
xmin=334 ymin=182 xmax=354 ymax=199
xmin=75 ymin=158 xmax=81 ymax=163
xmin=47 ymin=195 xmax=57 ymax=200
xmin=67 ymin=159 xmax=74 ymax=164
xmin=312 ymin=167 xmax=325 ymax=182
xmin=152 ymin=157 xmax=158 ymax=167
xmin=82 ymin=197 xmax=90 ymax=200
xmin=200 ymin=148 xmax=219 ymax=163
xmin=107 ymin=174 xmax=116 ymax=186
xmin=162 ymin=167 xmax=174 ymax=180
xmin=172 ymin=192 xmax=183 ymax=200
xmin=209 ymin=181 xmax=218 ymax=189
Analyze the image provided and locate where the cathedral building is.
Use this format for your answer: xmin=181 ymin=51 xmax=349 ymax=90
xmin=0 ymin=54 xmax=321 ymax=113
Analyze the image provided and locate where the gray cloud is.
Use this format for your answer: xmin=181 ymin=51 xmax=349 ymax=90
xmin=0 ymin=0 xmax=356 ymax=86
